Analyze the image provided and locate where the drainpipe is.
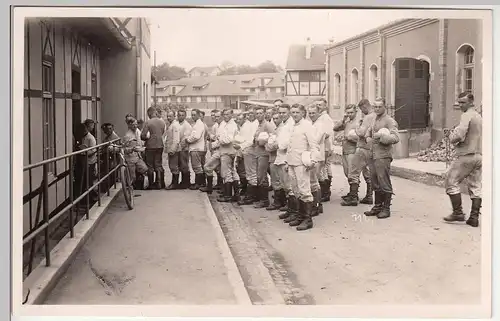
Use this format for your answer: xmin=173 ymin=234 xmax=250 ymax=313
xmin=135 ymin=19 xmax=142 ymax=119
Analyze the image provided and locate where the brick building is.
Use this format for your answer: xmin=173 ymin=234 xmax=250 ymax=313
xmin=325 ymin=18 xmax=483 ymax=152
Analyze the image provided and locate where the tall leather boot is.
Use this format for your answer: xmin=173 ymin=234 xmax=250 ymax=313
xmin=266 ymin=189 xmax=283 ymax=211
xmin=341 ymin=183 xmax=359 ymax=206
xmin=199 ymin=175 xmax=214 ymax=194
xmin=316 ymin=190 xmax=323 ymax=214
xmin=364 ymin=191 xmax=384 ymax=216
xmin=147 ymin=172 xmax=155 ymax=190
xmin=321 ymin=179 xmax=331 ymax=202
xmin=377 ymin=192 xmax=392 ymax=219
xmin=166 ymin=173 xmax=179 ymax=190
xmin=239 ymin=177 xmax=248 ymax=197
xmin=279 ymin=192 xmax=290 ymax=211
xmin=239 ymin=185 xmax=256 ymax=205
xmin=311 ymin=190 xmax=321 ymax=217
xmin=279 ymin=195 xmax=297 ymax=219
xmin=255 ymin=186 xmax=270 ymax=208
xmin=466 ymin=198 xmax=481 ymax=227
xmin=297 ymin=201 xmax=314 ymax=231
xmin=289 ymin=200 xmax=304 ymax=226
xmin=182 ymin=171 xmax=191 ymax=189
xmin=231 ymin=181 xmax=240 ymax=202
xmin=199 ymin=173 xmax=207 ymax=187
xmin=158 ymin=171 xmax=166 ymax=189
xmin=359 ymin=181 xmax=373 ymax=204
xmin=443 ymin=193 xmax=465 ymax=222
xmin=217 ymin=182 xmax=233 ymax=202
xmin=214 ymin=173 xmax=223 ymax=190
xmin=189 ymin=173 xmax=200 ymax=190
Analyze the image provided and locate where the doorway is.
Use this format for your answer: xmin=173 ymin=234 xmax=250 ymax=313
xmin=71 ymin=68 xmax=82 ymax=146
xmin=393 ymin=58 xmax=430 ymax=130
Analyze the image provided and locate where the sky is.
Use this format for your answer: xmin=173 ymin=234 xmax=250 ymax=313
xmin=149 ymin=9 xmax=416 ymax=70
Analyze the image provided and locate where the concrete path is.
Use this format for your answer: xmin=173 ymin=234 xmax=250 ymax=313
xmin=211 ymin=164 xmax=481 ymax=305
xmin=43 ymin=189 xmax=244 ymax=305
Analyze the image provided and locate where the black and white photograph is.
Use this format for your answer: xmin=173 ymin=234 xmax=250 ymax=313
xmin=13 ymin=6 xmax=492 ymax=318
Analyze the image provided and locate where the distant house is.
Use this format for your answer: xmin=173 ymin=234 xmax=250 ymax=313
xmin=284 ymin=38 xmax=328 ymax=105
xmin=153 ymin=72 xmax=285 ymax=109
xmin=187 ymin=66 xmax=221 ymax=78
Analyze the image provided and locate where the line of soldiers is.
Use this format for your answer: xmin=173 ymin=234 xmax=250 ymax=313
xmin=137 ymin=91 xmax=482 ymax=230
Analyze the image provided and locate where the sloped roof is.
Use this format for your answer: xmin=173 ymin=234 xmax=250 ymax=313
xmin=187 ymin=66 xmax=221 ymax=74
xmin=286 ymin=44 xmax=327 ymax=71
xmin=155 ymin=72 xmax=285 ymax=97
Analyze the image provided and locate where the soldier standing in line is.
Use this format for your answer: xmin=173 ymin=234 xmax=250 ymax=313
xmin=333 ymin=104 xmax=361 ymax=205
xmin=185 ymin=109 xmax=207 ymax=190
xmin=233 ymin=112 xmax=248 ymax=197
xmin=443 ymin=92 xmax=482 ymax=227
xmin=274 ymin=104 xmax=298 ymax=219
xmin=306 ymin=104 xmax=326 ymax=216
xmin=199 ymin=109 xmax=209 ymax=187
xmin=364 ymin=98 xmax=400 ymax=219
xmin=208 ymin=110 xmax=225 ymax=191
xmin=284 ymin=104 xmax=320 ymax=231
xmin=236 ymin=109 xmax=259 ymax=205
xmin=314 ymin=98 xmax=335 ymax=202
xmin=200 ymin=110 xmax=224 ymax=194
xmin=175 ymin=109 xmax=193 ymax=189
xmin=252 ymin=106 xmax=276 ymax=208
xmin=348 ymin=99 xmax=376 ymax=205
xmin=164 ymin=110 xmax=181 ymax=190
xmin=265 ymin=111 xmax=285 ymax=211
xmin=141 ymin=107 xmax=167 ymax=190
xmin=215 ymin=109 xmax=240 ymax=202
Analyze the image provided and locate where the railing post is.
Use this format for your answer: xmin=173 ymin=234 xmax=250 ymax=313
xmin=42 ymin=163 xmax=50 ymax=267
xmin=69 ymin=155 xmax=74 ymax=238
xmin=85 ymin=151 xmax=90 ymax=220
xmin=113 ymin=148 xmax=117 ymax=189
xmin=97 ymin=146 xmax=101 ymax=207
xmin=105 ymin=144 xmax=110 ymax=196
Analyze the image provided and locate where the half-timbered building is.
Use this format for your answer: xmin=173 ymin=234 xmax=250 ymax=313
xmin=23 ymin=17 xmax=151 ymax=236
xmin=326 ymin=18 xmax=483 ymax=153
xmin=284 ymin=38 xmax=328 ymax=105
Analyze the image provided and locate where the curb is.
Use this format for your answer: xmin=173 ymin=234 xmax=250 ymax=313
xmin=201 ymin=194 xmax=252 ymax=305
xmin=22 ymin=184 xmax=123 ymax=305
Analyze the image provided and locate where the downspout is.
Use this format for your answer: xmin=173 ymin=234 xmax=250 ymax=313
xmin=135 ymin=19 xmax=142 ymax=119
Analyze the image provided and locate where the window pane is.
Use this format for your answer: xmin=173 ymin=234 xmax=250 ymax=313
xmin=310 ymin=82 xmax=320 ymax=95
xmin=415 ymin=70 xmax=424 ymax=79
xmin=398 ymin=59 xmax=410 ymax=69
xmin=299 ymin=82 xmax=310 ymax=95
xmin=398 ymin=70 xmax=409 ymax=78
xmin=465 ymin=68 xmax=473 ymax=80
xmin=466 ymin=80 xmax=473 ymax=91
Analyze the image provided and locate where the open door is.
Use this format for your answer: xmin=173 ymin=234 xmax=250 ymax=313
xmin=394 ymin=58 xmax=430 ymax=130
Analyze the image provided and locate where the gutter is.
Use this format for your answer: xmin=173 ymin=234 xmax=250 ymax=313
xmin=135 ymin=19 xmax=142 ymax=119
xmin=101 ymin=18 xmax=132 ymax=50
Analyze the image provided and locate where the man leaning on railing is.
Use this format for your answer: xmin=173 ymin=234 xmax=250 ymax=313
xmin=101 ymin=123 xmax=121 ymax=190
xmin=77 ymin=122 xmax=98 ymax=203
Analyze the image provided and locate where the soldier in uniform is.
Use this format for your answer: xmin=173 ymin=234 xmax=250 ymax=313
xmin=165 ymin=110 xmax=181 ymax=190
xmin=333 ymin=104 xmax=360 ymax=206
xmin=265 ymin=112 xmax=285 ymax=210
xmin=236 ymin=108 xmax=259 ymax=205
xmin=215 ymin=109 xmax=239 ymax=202
xmin=284 ymin=104 xmax=320 ymax=231
xmin=201 ymin=110 xmax=224 ymax=194
xmin=175 ymin=109 xmax=193 ymax=189
xmin=364 ymin=98 xmax=400 ymax=219
xmin=314 ymin=98 xmax=334 ymax=202
xmin=185 ymin=109 xmax=207 ymax=190
xmin=443 ymin=92 xmax=482 ymax=227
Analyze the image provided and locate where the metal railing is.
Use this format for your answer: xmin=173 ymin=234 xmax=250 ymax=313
xmin=22 ymin=138 xmax=122 ymax=277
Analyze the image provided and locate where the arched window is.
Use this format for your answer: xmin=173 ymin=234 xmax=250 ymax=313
xmin=333 ymin=73 xmax=341 ymax=106
xmin=456 ymin=44 xmax=475 ymax=97
xmin=369 ymin=64 xmax=379 ymax=103
xmin=350 ymin=68 xmax=359 ymax=104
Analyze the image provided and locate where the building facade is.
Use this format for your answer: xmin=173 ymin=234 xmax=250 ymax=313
xmin=23 ymin=17 xmax=151 ymax=235
xmin=284 ymin=39 xmax=328 ymax=105
xmin=326 ymin=18 xmax=483 ymax=149
xmin=153 ymin=72 xmax=284 ymax=109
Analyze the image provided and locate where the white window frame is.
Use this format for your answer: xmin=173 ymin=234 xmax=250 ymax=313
xmin=455 ymin=43 xmax=476 ymax=100
xmin=350 ymin=68 xmax=359 ymax=104
xmin=368 ymin=64 xmax=379 ymax=104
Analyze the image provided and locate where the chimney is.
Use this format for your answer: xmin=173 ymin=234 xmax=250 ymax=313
xmin=328 ymin=37 xmax=335 ymax=45
xmin=305 ymin=37 xmax=312 ymax=59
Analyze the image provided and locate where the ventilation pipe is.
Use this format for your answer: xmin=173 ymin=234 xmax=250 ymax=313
xmin=305 ymin=37 xmax=312 ymax=59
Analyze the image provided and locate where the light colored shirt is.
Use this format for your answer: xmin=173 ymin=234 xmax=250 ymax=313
xmin=274 ymin=116 xmax=295 ymax=165
xmin=122 ymin=129 xmax=141 ymax=162
xmin=235 ymin=120 xmax=258 ymax=155
xmin=217 ymin=119 xmax=239 ymax=155
xmin=186 ymin=119 xmax=206 ymax=152
xmin=164 ymin=120 xmax=181 ymax=153
xmin=253 ymin=120 xmax=276 ymax=156
xmin=81 ymin=132 xmax=97 ymax=165
xmin=286 ymin=118 xmax=320 ymax=166
xmin=317 ymin=111 xmax=335 ymax=152
xmin=178 ymin=120 xmax=193 ymax=151
xmin=450 ymin=107 xmax=482 ymax=156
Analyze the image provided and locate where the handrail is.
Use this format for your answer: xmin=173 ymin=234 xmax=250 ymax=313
xmin=22 ymin=136 xmax=123 ymax=278
xmin=23 ymin=138 xmax=121 ymax=171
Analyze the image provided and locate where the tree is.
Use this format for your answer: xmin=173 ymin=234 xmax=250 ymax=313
xmin=152 ymin=62 xmax=187 ymax=80
xmin=256 ymin=60 xmax=280 ymax=73
xmin=217 ymin=61 xmax=283 ymax=75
